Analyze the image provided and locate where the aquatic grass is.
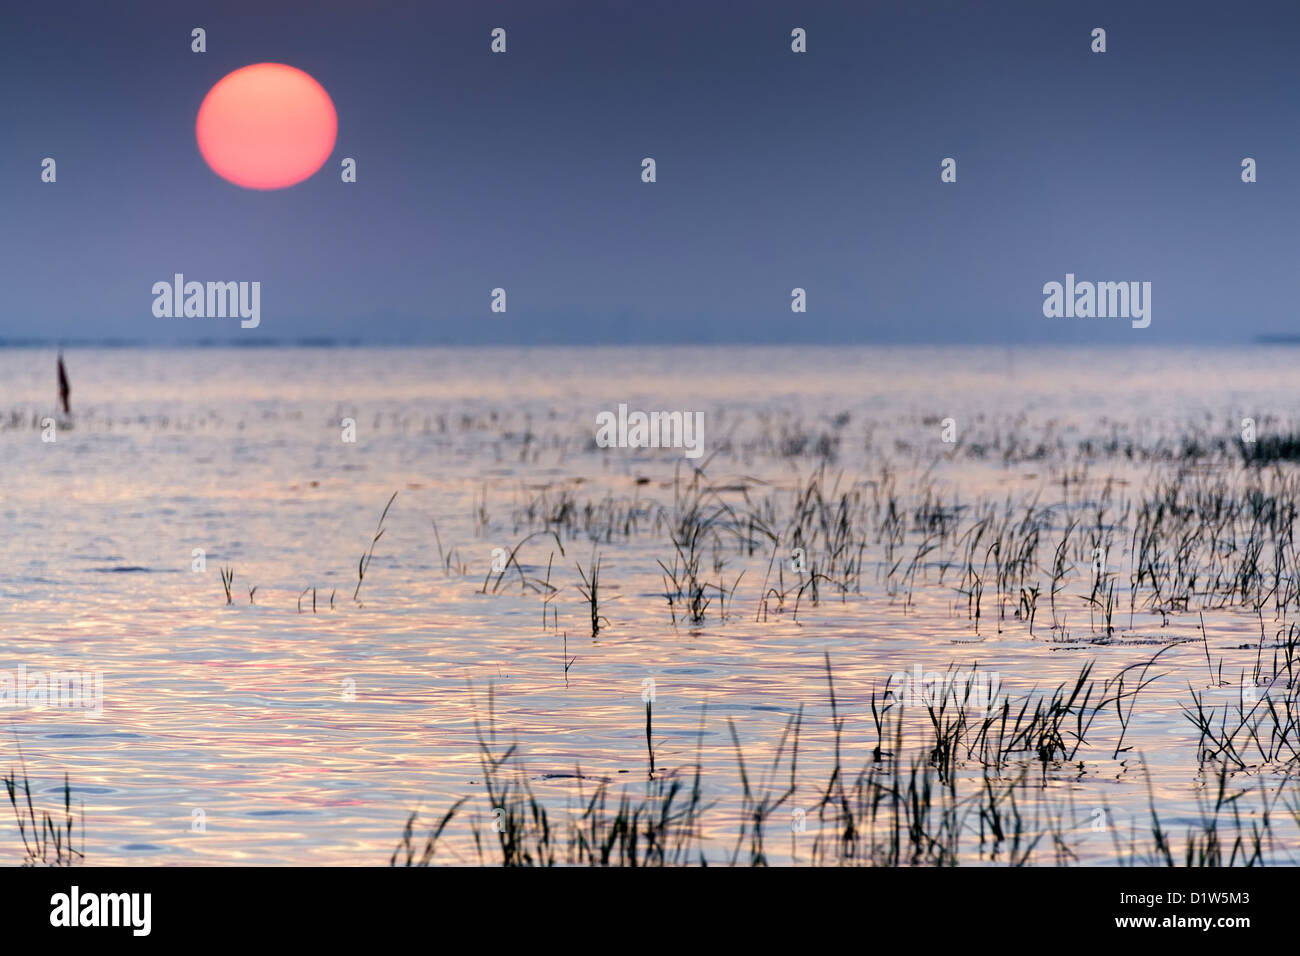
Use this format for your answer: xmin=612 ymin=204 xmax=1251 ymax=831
xmin=390 ymin=798 xmax=468 ymax=866
xmin=725 ymin=708 xmax=802 ymax=866
xmin=480 ymin=530 xmax=565 ymax=595
xmin=645 ymin=697 xmax=655 ymax=779
xmin=389 ymin=655 xmax=1300 ymax=867
xmin=1182 ymin=676 xmax=1300 ymax=771
xmin=354 ymin=490 xmax=398 ymax=603
xmin=561 ymin=630 xmax=575 ymax=681
xmin=4 ymin=749 xmax=84 ymax=867
xmin=540 ymin=550 xmax=559 ymax=630
xmin=658 ymin=529 xmax=717 ymax=626
xmin=439 ymin=686 xmax=710 ymax=866
xmin=500 ymin=449 xmax=1300 ymax=642
xmin=575 ymin=553 xmax=609 ymax=637
xmin=1103 ymin=645 xmax=1174 ymax=759
xmin=431 ymin=517 xmax=468 ymax=576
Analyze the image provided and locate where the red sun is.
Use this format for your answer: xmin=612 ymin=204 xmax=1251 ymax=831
xmin=196 ymin=63 xmax=337 ymax=190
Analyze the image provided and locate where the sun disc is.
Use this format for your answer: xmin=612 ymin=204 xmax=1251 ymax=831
xmin=196 ymin=63 xmax=337 ymax=190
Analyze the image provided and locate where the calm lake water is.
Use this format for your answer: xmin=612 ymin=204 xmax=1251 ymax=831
xmin=2 ymin=345 xmax=1299 ymax=865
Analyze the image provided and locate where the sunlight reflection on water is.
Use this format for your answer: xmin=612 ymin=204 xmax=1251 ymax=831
xmin=1 ymin=345 xmax=1298 ymax=865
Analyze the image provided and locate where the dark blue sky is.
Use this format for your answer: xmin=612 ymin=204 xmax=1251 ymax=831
xmin=3 ymin=0 xmax=1298 ymax=345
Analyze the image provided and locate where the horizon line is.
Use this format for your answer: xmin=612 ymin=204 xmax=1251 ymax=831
xmin=0 ymin=337 xmax=1294 ymax=350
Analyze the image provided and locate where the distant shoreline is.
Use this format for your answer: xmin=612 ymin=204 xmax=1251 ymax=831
xmin=0 ymin=339 xmax=1295 ymax=350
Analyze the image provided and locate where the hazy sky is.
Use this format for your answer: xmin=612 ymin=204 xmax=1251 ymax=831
xmin=3 ymin=0 xmax=1299 ymax=345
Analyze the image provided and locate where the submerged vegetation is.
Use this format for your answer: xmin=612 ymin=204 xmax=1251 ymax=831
xmin=170 ymin=407 xmax=1300 ymax=866
xmin=392 ymin=657 xmax=1300 ymax=867
xmin=20 ymin=385 xmax=1300 ymax=865
xmin=3 ymin=744 xmax=84 ymax=867
xmin=370 ymin=411 xmax=1300 ymax=866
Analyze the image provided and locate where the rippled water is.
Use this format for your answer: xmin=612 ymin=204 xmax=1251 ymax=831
xmin=2 ymin=345 xmax=1299 ymax=865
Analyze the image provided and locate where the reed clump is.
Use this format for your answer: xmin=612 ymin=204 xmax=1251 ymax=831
xmin=4 ymin=761 xmax=84 ymax=867
xmin=390 ymin=657 xmax=1292 ymax=867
